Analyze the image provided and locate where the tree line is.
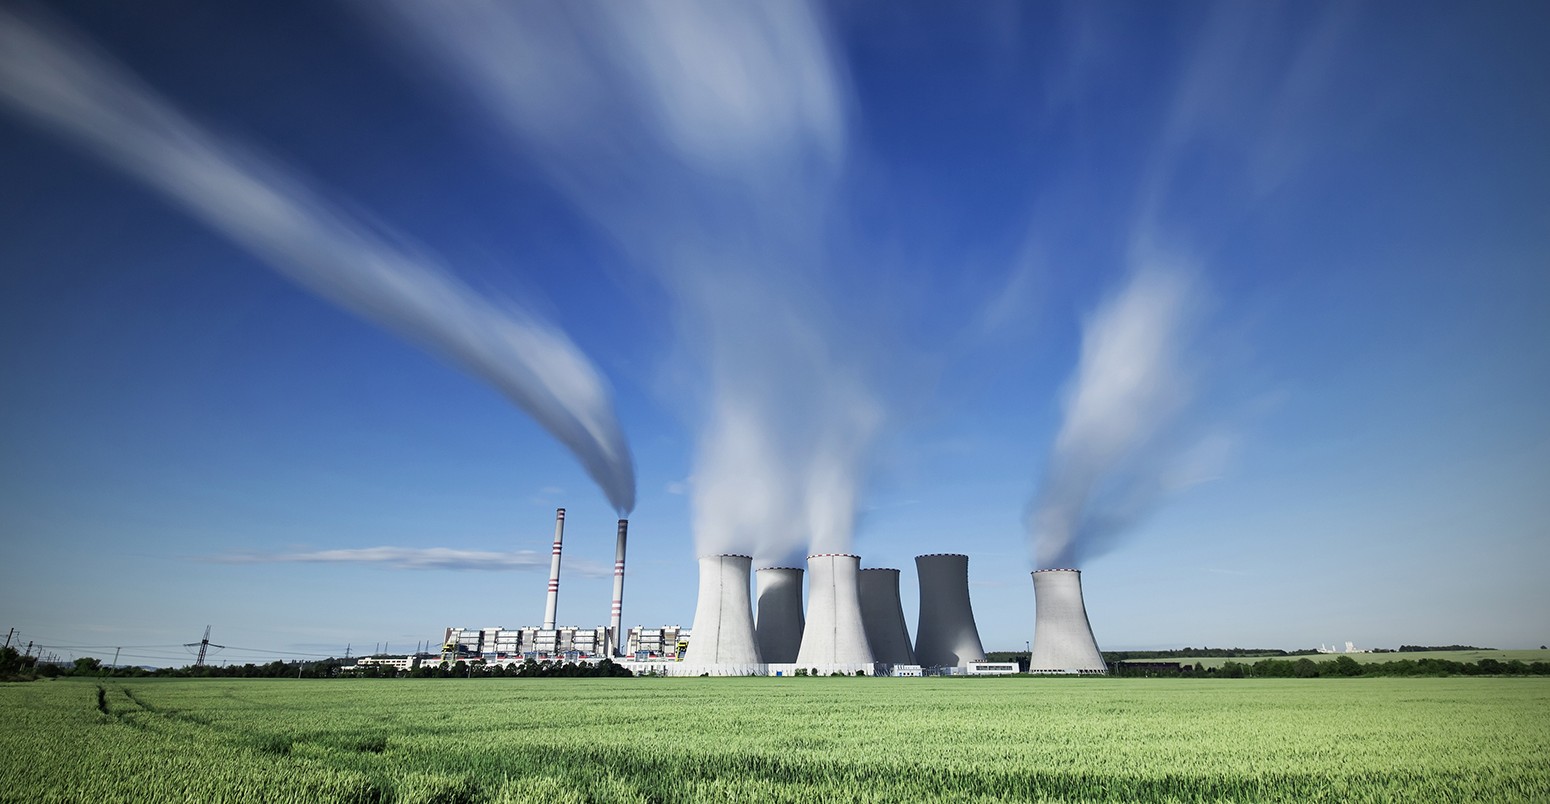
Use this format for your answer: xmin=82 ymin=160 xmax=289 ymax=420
xmin=1113 ymin=655 xmax=1550 ymax=677
xmin=1 ymin=646 xmax=632 ymax=681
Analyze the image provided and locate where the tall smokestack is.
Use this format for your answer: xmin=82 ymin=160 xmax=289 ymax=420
xmin=914 ymin=553 xmax=987 ymax=669
xmin=683 ymin=554 xmax=761 ymax=671
xmin=859 ymin=568 xmax=914 ymax=665
xmin=543 ymin=508 xmax=564 ymax=629
xmin=1030 ymin=569 xmax=1107 ymax=674
xmin=795 ymin=554 xmax=875 ymax=667
xmin=609 ymin=519 xmax=628 ymax=657
xmin=755 ymin=567 xmax=805 ymax=663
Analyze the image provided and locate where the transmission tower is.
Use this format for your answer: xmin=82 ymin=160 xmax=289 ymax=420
xmin=184 ymin=625 xmax=225 ymax=667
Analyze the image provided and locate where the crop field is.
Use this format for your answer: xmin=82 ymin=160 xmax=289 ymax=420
xmin=2 ymin=677 xmax=1547 ymax=803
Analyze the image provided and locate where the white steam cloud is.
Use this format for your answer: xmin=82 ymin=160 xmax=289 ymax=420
xmin=370 ymin=0 xmax=884 ymax=564
xmin=1028 ymin=264 xmax=1216 ymax=568
xmin=0 ymin=9 xmax=635 ymax=513
xmin=205 ymin=546 xmax=609 ymax=576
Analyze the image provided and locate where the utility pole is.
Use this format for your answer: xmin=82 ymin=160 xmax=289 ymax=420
xmin=344 ymin=644 xmax=351 ymax=660
xmin=3 ymin=628 xmax=13 ymax=649
xmin=112 ymin=647 xmax=121 ymax=669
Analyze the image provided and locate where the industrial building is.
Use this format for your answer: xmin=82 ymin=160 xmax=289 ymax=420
xmin=439 ymin=509 xmax=683 ymax=668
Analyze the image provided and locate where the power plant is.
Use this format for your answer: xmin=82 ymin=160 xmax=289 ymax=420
xmin=1029 ymin=569 xmax=1107 ymax=674
xmin=434 ymin=510 xmax=1107 ymax=677
xmin=913 ymin=554 xmax=988 ymax=669
xmin=754 ymin=567 xmax=805 ymax=663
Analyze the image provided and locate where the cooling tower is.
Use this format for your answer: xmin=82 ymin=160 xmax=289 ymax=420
xmin=858 ymin=568 xmax=915 ymax=665
xmin=542 ymin=508 xmax=564 ymax=629
xmin=682 ymin=554 xmax=761 ymax=670
xmin=755 ymin=567 xmax=805 ymax=664
xmin=795 ymin=554 xmax=875 ymax=666
xmin=1030 ymin=569 xmax=1107 ymax=674
xmin=609 ymin=519 xmax=628 ymax=656
xmin=914 ymin=553 xmax=987 ymax=669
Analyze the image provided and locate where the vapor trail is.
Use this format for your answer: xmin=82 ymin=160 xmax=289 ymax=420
xmin=1028 ymin=265 xmax=1205 ymax=568
xmin=204 ymin=546 xmax=610 ymax=576
xmin=0 ymin=9 xmax=635 ymax=513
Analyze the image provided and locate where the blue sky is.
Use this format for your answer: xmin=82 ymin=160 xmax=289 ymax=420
xmin=1 ymin=1 xmax=1546 ymax=666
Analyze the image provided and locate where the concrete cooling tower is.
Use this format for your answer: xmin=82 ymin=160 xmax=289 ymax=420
xmin=1029 ymin=569 xmax=1107 ymax=674
xmin=795 ymin=554 xmax=875 ymax=668
xmin=682 ymin=554 xmax=761 ymax=673
xmin=858 ymin=568 xmax=915 ymax=665
xmin=914 ymin=553 xmax=987 ymax=669
xmin=755 ymin=567 xmax=805 ymax=664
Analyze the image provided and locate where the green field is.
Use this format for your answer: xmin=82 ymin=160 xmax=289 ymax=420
xmin=1124 ymin=649 xmax=1550 ymax=669
xmin=2 ymin=677 xmax=1548 ymax=802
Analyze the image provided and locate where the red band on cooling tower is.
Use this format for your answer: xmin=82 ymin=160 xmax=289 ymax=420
xmin=916 ymin=553 xmax=968 ymax=558
xmin=860 ymin=568 xmax=900 ymax=573
xmin=1032 ymin=568 xmax=1080 ymax=574
xmin=757 ymin=566 xmax=803 ymax=571
xmin=807 ymin=553 xmax=860 ymax=559
xmin=702 ymin=554 xmax=753 ymax=559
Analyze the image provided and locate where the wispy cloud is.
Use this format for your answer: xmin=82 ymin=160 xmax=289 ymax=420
xmin=203 ymin=547 xmax=608 ymax=576
xmin=0 ymin=8 xmax=635 ymax=513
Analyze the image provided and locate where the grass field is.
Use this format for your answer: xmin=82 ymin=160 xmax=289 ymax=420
xmin=2 ymin=677 xmax=1547 ymax=802
xmin=1123 ymin=649 xmax=1550 ymax=669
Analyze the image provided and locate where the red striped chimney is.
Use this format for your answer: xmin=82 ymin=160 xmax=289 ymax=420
xmin=543 ymin=508 xmax=564 ymax=629
xmin=609 ymin=519 xmax=628 ymax=656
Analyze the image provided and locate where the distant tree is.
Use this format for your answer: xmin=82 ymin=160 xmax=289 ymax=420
xmin=1330 ymin=656 xmax=1362 ymax=677
xmin=72 ymin=657 xmax=103 ymax=676
xmin=0 ymin=646 xmax=27 ymax=676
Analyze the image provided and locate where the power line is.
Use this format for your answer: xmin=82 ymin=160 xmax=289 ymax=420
xmin=29 ymin=642 xmax=185 ymax=650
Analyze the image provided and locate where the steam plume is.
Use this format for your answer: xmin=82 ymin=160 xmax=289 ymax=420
xmin=0 ymin=9 xmax=635 ymax=513
xmin=1028 ymin=264 xmax=1207 ymax=568
xmin=369 ymin=0 xmax=883 ymax=562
